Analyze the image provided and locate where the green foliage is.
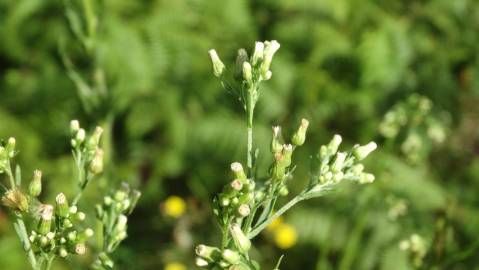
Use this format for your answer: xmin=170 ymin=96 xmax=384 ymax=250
xmin=1 ymin=0 xmax=479 ymax=269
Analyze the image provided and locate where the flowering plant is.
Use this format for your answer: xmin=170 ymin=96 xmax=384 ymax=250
xmin=0 ymin=121 xmax=140 ymax=270
xmin=195 ymin=41 xmax=378 ymax=269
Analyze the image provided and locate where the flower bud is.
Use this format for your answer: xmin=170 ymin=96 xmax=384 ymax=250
xmin=237 ymin=204 xmax=250 ymax=217
xmin=70 ymin=120 xmax=80 ymax=134
xmin=69 ymin=205 xmax=78 ymax=214
xmin=251 ymin=41 xmax=264 ymax=65
xmin=116 ymin=215 xmax=128 ymax=231
xmin=75 ymin=243 xmax=86 ymax=255
xmin=234 ymin=49 xmax=249 ymax=80
xmin=331 ymin=152 xmax=347 ymax=173
xmin=230 ymin=179 xmax=243 ymax=192
xmin=219 ymin=195 xmax=230 ymax=207
xmin=231 ymin=162 xmax=247 ymax=181
xmin=243 ymin=62 xmax=253 ymax=85
xmin=333 ymin=172 xmax=344 ymax=182
xmin=64 ymin=218 xmax=73 ymax=228
xmin=55 ymin=193 xmax=69 ymax=218
xmin=29 ymin=170 xmax=42 ymax=197
xmin=291 ymin=118 xmax=309 ymax=146
xmin=195 ymin=257 xmax=209 ymax=267
xmin=352 ymin=164 xmax=364 ymax=175
xmin=79 ymin=228 xmax=94 ymax=241
xmin=264 ymin=70 xmax=272 ymax=80
xmin=38 ymin=205 xmax=54 ymax=234
xmin=68 ymin=231 xmax=77 ymax=241
xmin=7 ymin=137 xmax=16 ymax=155
xmin=89 ymin=149 xmax=104 ymax=174
xmin=59 ymin=248 xmax=68 ymax=257
xmin=280 ymin=144 xmax=293 ymax=168
xmin=229 ymin=224 xmax=251 ymax=253
xmin=46 ymin=231 xmax=55 ymax=240
xmin=195 ymin=244 xmax=221 ymax=261
xmin=359 ymin=173 xmax=375 ymax=184
xmin=353 ymin=142 xmax=377 ymax=160
xmin=255 ymin=191 xmax=265 ymax=201
xmin=271 ymin=154 xmax=286 ymax=181
xmin=2 ymin=189 xmax=29 ymax=212
xmin=222 ymin=249 xmax=241 ymax=264
xmin=328 ymin=134 xmax=342 ymax=154
xmin=86 ymin=126 xmax=104 ymax=151
xmin=279 ymin=185 xmax=289 ymax=196
xmin=76 ymin=211 xmax=86 ymax=221
xmin=260 ymin=40 xmax=280 ymax=77
xmin=104 ymin=196 xmax=112 ymax=205
xmin=76 ymin=128 xmax=86 ymax=142
xmin=208 ymin=49 xmax=225 ymax=77
xmin=271 ymin=126 xmax=283 ymax=154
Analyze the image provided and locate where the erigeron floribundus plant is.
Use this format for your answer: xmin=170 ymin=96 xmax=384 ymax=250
xmin=379 ymin=93 xmax=448 ymax=163
xmin=0 ymin=121 xmax=140 ymax=270
xmin=196 ymin=41 xmax=378 ymax=269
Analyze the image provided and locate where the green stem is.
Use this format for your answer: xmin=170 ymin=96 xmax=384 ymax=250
xmin=14 ymin=214 xmax=38 ymax=270
xmin=43 ymin=255 xmax=55 ymax=270
xmin=248 ymin=192 xmax=306 ymax=239
xmin=221 ymin=218 xmax=232 ymax=250
xmin=246 ymin=92 xmax=254 ymax=176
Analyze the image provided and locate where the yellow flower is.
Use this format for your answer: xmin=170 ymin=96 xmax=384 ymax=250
xmin=266 ymin=216 xmax=284 ymax=232
xmin=163 ymin=196 xmax=186 ymax=218
xmin=274 ymin=223 xmax=297 ymax=249
xmin=164 ymin=262 xmax=186 ymax=270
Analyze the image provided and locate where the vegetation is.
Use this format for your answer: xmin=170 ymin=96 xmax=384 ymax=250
xmin=1 ymin=0 xmax=478 ymax=269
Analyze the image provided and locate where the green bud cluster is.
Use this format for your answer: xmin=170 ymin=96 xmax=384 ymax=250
xmin=399 ymin=234 xmax=427 ymax=268
xmin=267 ymin=119 xmax=309 ymax=194
xmin=208 ymin=41 xmax=281 ymax=113
xmin=70 ymin=120 xmax=105 ymax=177
xmin=93 ymin=183 xmax=141 ymax=269
xmin=379 ymin=94 xmax=447 ymax=163
xmin=215 ymin=162 xmax=256 ymax=220
xmin=29 ymin=196 xmax=93 ymax=259
xmin=0 ymin=137 xmax=16 ymax=173
xmin=313 ymin=135 xmax=377 ymax=186
xmin=195 ymin=232 xmax=251 ymax=270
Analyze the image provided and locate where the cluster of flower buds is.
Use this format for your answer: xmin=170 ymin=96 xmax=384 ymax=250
xmin=29 ymin=194 xmax=93 ymax=258
xmin=269 ymin=119 xmax=309 ymax=193
xmin=379 ymin=94 xmax=446 ymax=162
xmin=312 ymin=135 xmax=377 ymax=187
xmin=70 ymin=120 xmax=104 ymax=176
xmin=93 ymin=183 xmax=140 ymax=269
xmin=208 ymin=41 xmax=281 ymax=110
xmin=399 ymin=234 xmax=427 ymax=267
xmin=195 ymin=225 xmax=251 ymax=269
xmin=208 ymin=40 xmax=280 ymax=83
xmin=0 ymin=137 xmax=16 ymax=174
xmin=216 ymin=163 xmax=256 ymax=220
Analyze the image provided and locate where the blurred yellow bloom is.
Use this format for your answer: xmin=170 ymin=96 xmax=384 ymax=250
xmin=266 ymin=216 xmax=284 ymax=232
xmin=274 ymin=223 xmax=297 ymax=249
xmin=164 ymin=262 xmax=186 ymax=270
xmin=163 ymin=196 xmax=186 ymax=218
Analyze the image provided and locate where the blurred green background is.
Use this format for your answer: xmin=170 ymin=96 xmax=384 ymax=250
xmin=1 ymin=0 xmax=479 ymax=269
